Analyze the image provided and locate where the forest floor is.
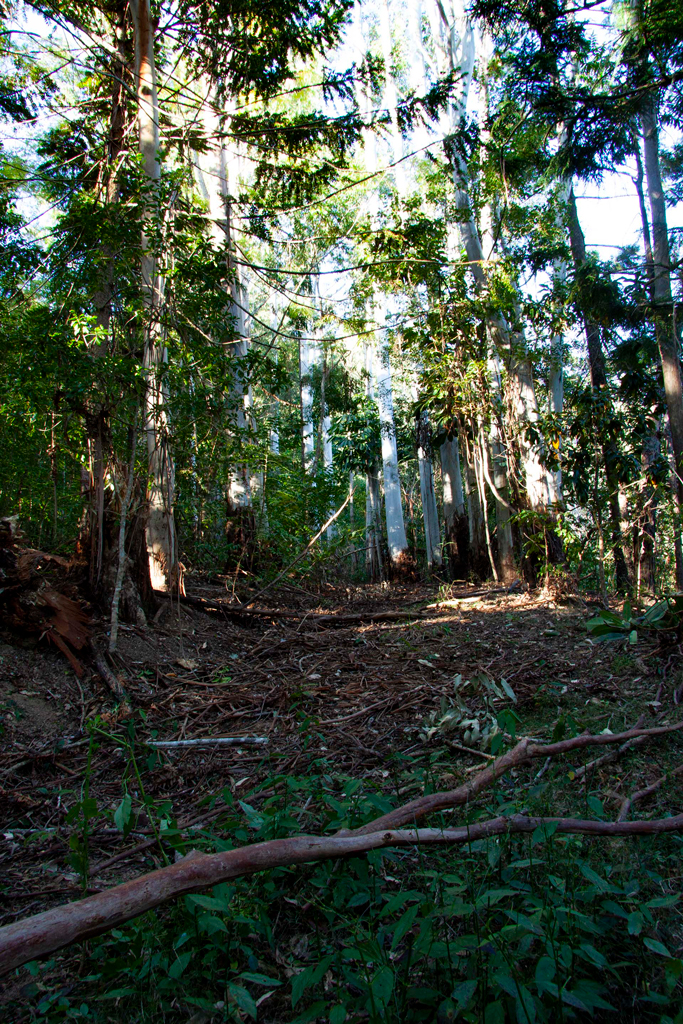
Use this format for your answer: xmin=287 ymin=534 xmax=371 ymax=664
xmin=1 ymin=576 xmax=682 ymax=1019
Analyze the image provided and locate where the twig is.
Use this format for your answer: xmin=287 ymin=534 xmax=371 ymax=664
xmin=617 ymin=763 xmax=683 ymax=822
xmin=572 ymin=715 xmax=647 ymax=780
xmin=443 ymin=739 xmax=495 ymax=760
xmin=3 ymin=813 xmax=683 ymax=975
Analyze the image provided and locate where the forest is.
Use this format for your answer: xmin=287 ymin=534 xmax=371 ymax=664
xmin=1 ymin=0 xmax=683 ymax=1019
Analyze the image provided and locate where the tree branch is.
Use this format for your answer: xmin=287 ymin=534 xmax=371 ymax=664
xmin=2 ymin=813 xmax=683 ymax=976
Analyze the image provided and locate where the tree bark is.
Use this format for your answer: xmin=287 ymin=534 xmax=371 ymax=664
xmin=417 ymin=412 xmax=442 ymax=569
xmin=639 ymin=101 xmax=683 ymax=590
xmin=131 ymin=0 xmax=177 ymax=592
xmin=373 ymin=342 xmax=410 ymax=569
xmin=365 ymin=466 xmax=385 ymax=580
xmin=440 ymin=434 xmax=469 ymax=578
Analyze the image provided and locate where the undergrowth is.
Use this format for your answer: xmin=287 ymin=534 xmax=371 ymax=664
xmin=9 ymin=718 xmax=683 ymax=1024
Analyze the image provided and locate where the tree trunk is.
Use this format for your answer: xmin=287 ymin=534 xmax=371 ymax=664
xmin=131 ymin=0 xmax=177 ymax=592
xmin=639 ymin=103 xmax=683 ymax=590
xmin=440 ymin=434 xmax=469 ymax=578
xmin=373 ymin=342 xmax=410 ymax=571
xmin=79 ymin=2 xmax=149 ymax=615
xmin=365 ymin=467 xmax=385 ymax=581
xmin=567 ymin=186 xmax=631 ymax=593
xmin=417 ymin=413 xmax=442 ymax=570
xmin=639 ymin=431 xmax=659 ymax=598
xmin=463 ymin=439 xmax=488 ymax=578
xmin=194 ymin=87 xmax=257 ymax=561
xmin=299 ymin=333 xmax=316 ymax=476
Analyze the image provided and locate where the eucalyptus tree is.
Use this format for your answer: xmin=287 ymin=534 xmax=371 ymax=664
xmin=621 ymin=0 xmax=683 ymax=588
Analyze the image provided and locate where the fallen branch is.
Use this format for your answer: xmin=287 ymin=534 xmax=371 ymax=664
xmin=91 ymin=645 xmax=127 ymax=701
xmin=572 ymin=715 xmax=647 ymax=781
xmin=424 ymin=583 xmax=520 ymax=608
xmin=145 ymin=736 xmax=269 ymax=749
xmin=156 ymin=592 xmax=426 ymax=626
xmin=443 ymin=739 xmax=495 ymax=761
xmin=617 ymin=763 xmax=683 ymax=822
xmin=3 ymin=813 xmax=683 ymax=976
xmin=346 ymin=720 xmax=683 ymax=835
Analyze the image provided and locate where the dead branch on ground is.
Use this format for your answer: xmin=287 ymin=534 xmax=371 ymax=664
xmin=2 ymin=813 xmax=683 ymax=977
xmin=345 ymin=720 xmax=683 ymax=835
xmin=2 ymin=717 xmax=683 ymax=975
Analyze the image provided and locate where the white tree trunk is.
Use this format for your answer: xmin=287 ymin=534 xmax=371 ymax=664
xmin=373 ymin=342 xmax=409 ymax=564
xmin=131 ymin=0 xmax=176 ymax=592
xmin=193 ymin=87 xmax=253 ymax=520
xmin=464 ymin=446 xmax=486 ymax=566
xmin=416 ymin=411 xmax=442 ymax=568
xmin=441 ymin=436 xmax=465 ymax=517
xmin=487 ymin=347 xmax=516 ymax=581
xmin=322 ymin=402 xmax=335 ymax=541
xmin=299 ymin=335 xmax=316 ymax=473
xmin=356 ymin=65 xmax=409 ymax=570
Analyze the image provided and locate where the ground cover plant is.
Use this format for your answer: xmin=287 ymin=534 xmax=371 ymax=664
xmin=1 ymin=580 xmax=683 ymax=1021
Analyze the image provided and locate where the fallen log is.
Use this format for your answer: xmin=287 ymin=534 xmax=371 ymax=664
xmin=155 ymin=591 xmax=426 ymax=626
xmin=2 ymin=812 xmax=683 ymax=977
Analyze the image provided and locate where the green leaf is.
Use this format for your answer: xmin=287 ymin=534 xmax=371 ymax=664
xmin=515 ymin=983 xmax=536 ymax=1024
xmin=579 ymin=863 xmax=610 ymax=891
xmin=291 ymin=1001 xmax=327 ymax=1024
xmin=642 ymin=601 xmax=669 ymax=623
xmin=81 ymin=797 xmax=99 ymax=821
xmin=627 ymin=911 xmax=643 ymax=935
xmin=485 ymin=1002 xmax=505 ymax=1024
xmin=494 ymin=972 xmax=518 ymax=998
xmin=291 ymin=956 xmax=334 ymax=1008
xmin=452 ymin=979 xmax=477 ymax=1008
xmin=531 ymin=820 xmax=558 ymax=846
xmin=188 ymin=894 xmax=230 ymax=912
xmin=391 ymin=904 xmax=419 ymax=950
xmin=329 ymin=1005 xmax=347 ymax=1024
xmin=665 ymin=958 xmax=683 ymax=990
xmin=535 ymin=956 xmax=556 ymax=988
xmin=579 ymin=942 xmax=608 ymax=968
xmin=227 ymin=983 xmax=257 ymax=1019
xmin=371 ymin=966 xmax=394 ymax=1009
xmin=167 ymin=951 xmax=191 ymax=979
xmin=114 ymin=793 xmax=132 ymax=834
xmin=561 ymin=989 xmax=589 ymax=1011
xmin=644 ymin=937 xmax=672 ymax=958
xmin=198 ymin=914 xmax=228 ymax=936
xmin=239 ymin=971 xmax=282 ymax=986
xmin=646 ymin=895 xmax=679 ymax=908
xmin=499 ymin=677 xmax=517 ymax=703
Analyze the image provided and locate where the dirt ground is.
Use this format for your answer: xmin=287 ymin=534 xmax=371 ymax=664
xmin=0 ymin=576 xmax=680 ymax=1008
